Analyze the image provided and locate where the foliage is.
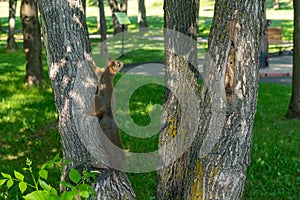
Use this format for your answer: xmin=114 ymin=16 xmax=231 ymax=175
xmin=0 ymin=155 xmax=96 ymax=200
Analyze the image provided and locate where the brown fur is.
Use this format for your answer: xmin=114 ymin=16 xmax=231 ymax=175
xmin=89 ymin=58 xmax=124 ymax=168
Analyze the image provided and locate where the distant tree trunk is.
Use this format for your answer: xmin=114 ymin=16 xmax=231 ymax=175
xmin=157 ymin=0 xmax=263 ymax=199
xmin=98 ymin=0 xmax=108 ymax=57
xmin=38 ymin=0 xmax=136 ymax=198
xmin=260 ymin=0 xmax=268 ymax=68
xmin=21 ymin=0 xmax=44 ymax=85
xmin=286 ymin=0 xmax=300 ymax=118
xmin=108 ymin=0 xmax=127 ymax=34
xmin=0 ymin=19 xmax=3 ymax=32
xmin=120 ymin=0 xmax=127 ymax=12
xmin=138 ymin=0 xmax=147 ymax=30
xmin=274 ymin=0 xmax=280 ymax=9
xmin=7 ymin=0 xmax=18 ymax=50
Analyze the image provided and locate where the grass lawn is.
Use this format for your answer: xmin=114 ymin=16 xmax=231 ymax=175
xmin=0 ymin=0 xmax=299 ymax=199
xmin=0 ymin=48 xmax=299 ymax=199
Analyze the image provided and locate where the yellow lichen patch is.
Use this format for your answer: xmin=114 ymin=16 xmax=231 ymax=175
xmin=188 ymin=160 xmax=203 ymax=200
xmin=167 ymin=117 xmax=177 ymax=139
xmin=209 ymin=166 xmax=220 ymax=184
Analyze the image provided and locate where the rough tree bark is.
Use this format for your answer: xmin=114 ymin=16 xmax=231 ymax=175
xmin=157 ymin=0 xmax=263 ymax=199
xmin=37 ymin=0 xmax=135 ymax=199
xmin=7 ymin=0 xmax=18 ymax=50
xmin=98 ymin=0 xmax=108 ymax=57
xmin=286 ymin=0 xmax=300 ymax=118
xmin=108 ymin=0 xmax=127 ymax=34
xmin=21 ymin=0 xmax=44 ymax=85
xmin=157 ymin=0 xmax=199 ymax=198
xmin=138 ymin=0 xmax=147 ymax=30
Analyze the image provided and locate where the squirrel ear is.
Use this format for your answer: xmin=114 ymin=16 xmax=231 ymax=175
xmin=107 ymin=57 xmax=113 ymax=65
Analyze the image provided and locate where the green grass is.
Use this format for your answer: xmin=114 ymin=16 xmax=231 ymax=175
xmin=243 ymin=84 xmax=300 ymax=200
xmin=0 ymin=46 xmax=299 ymax=199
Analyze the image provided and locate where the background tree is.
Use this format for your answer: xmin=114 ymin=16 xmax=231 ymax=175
xmin=274 ymin=0 xmax=280 ymax=9
xmin=0 ymin=19 xmax=3 ymax=32
xmin=99 ymin=0 xmax=108 ymax=57
xmin=108 ymin=0 xmax=127 ymax=34
xmin=158 ymin=0 xmax=263 ymax=199
xmin=286 ymin=0 xmax=300 ymax=118
xmin=21 ymin=0 xmax=44 ymax=85
xmin=260 ymin=0 xmax=268 ymax=68
xmin=37 ymin=0 xmax=135 ymax=198
xmin=138 ymin=0 xmax=147 ymax=30
xmin=7 ymin=0 xmax=18 ymax=50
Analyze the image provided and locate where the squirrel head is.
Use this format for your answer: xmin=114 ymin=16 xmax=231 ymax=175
xmin=107 ymin=58 xmax=124 ymax=75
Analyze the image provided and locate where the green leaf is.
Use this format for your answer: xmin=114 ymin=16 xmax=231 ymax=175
xmin=78 ymin=190 xmax=90 ymax=198
xmin=23 ymin=190 xmax=58 ymax=200
xmin=39 ymin=169 xmax=48 ymax=180
xmin=49 ymin=187 xmax=58 ymax=196
xmin=14 ymin=170 xmax=24 ymax=181
xmin=19 ymin=182 xmax=27 ymax=193
xmin=26 ymin=158 xmax=32 ymax=167
xmin=38 ymin=180 xmax=51 ymax=191
xmin=7 ymin=179 xmax=14 ymax=189
xmin=60 ymin=181 xmax=76 ymax=191
xmin=23 ymin=167 xmax=29 ymax=171
xmin=78 ymin=183 xmax=95 ymax=196
xmin=53 ymin=153 xmax=60 ymax=161
xmin=68 ymin=168 xmax=81 ymax=184
xmin=61 ymin=190 xmax=77 ymax=200
xmin=1 ymin=172 xmax=12 ymax=179
xmin=63 ymin=159 xmax=72 ymax=166
xmin=0 ymin=179 xmax=7 ymax=186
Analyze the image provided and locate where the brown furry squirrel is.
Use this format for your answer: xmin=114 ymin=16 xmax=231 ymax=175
xmin=89 ymin=58 xmax=124 ymax=167
xmin=93 ymin=58 xmax=123 ymax=119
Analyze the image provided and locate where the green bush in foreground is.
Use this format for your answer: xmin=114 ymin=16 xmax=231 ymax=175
xmin=0 ymin=155 xmax=96 ymax=200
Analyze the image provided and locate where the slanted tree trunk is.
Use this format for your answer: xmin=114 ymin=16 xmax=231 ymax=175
xmin=138 ymin=0 xmax=147 ymax=30
xmin=21 ymin=0 xmax=44 ymax=85
xmin=108 ymin=0 xmax=127 ymax=34
xmin=157 ymin=0 xmax=263 ymax=199
xmin=286 ymin=0 xmax=300 ymax=118
xmin=37 ymin=0 xmax=135 ymax=199
xmin=274 ymin=0 xmax=280 ymax=9
xmin=98 ymin=0 xmax=108 ymax=57
xmin=7 ymin=0 xmax=18 ymax=50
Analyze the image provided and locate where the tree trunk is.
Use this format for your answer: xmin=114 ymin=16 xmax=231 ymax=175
xmin=196 ymin=0 xmax=200 ymax=34
xmin=120 ymin=0 xmax=127 ymax=13
xmin=21 ymin=0 xmax=44 ymax=85
xmin=0 ymin=19 xmax=3 ymax=32
xmin=260 ymin=0 xmax=268 ymax=68
xmin=286 ymin=0 xmax=300 ymax=118
xmin=158 ymin=0 xmax=263 ymax=199
xmin=108 ymin=0 xmax=123 ymax=35
xmin=37 ymin=0 xmax=135 ymax=199
xmin=273 ymin=0 xmax=280 ymax=9
xmin=7 ymin=0 xmax=18 ymax=50
xmin=157 ymin=0 xmax=199 ymax=198
xmin=98 ymin=0 xmax=108 ymax=57
xmin=138 ymin=0 xmax=147 ymax=30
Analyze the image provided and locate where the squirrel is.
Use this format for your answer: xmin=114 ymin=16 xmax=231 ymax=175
xmin=88 ymin=58 xmax=124 ymax=168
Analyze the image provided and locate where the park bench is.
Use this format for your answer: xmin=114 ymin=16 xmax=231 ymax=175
xmin=268 ymin=27 xmax=293 ymax=54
